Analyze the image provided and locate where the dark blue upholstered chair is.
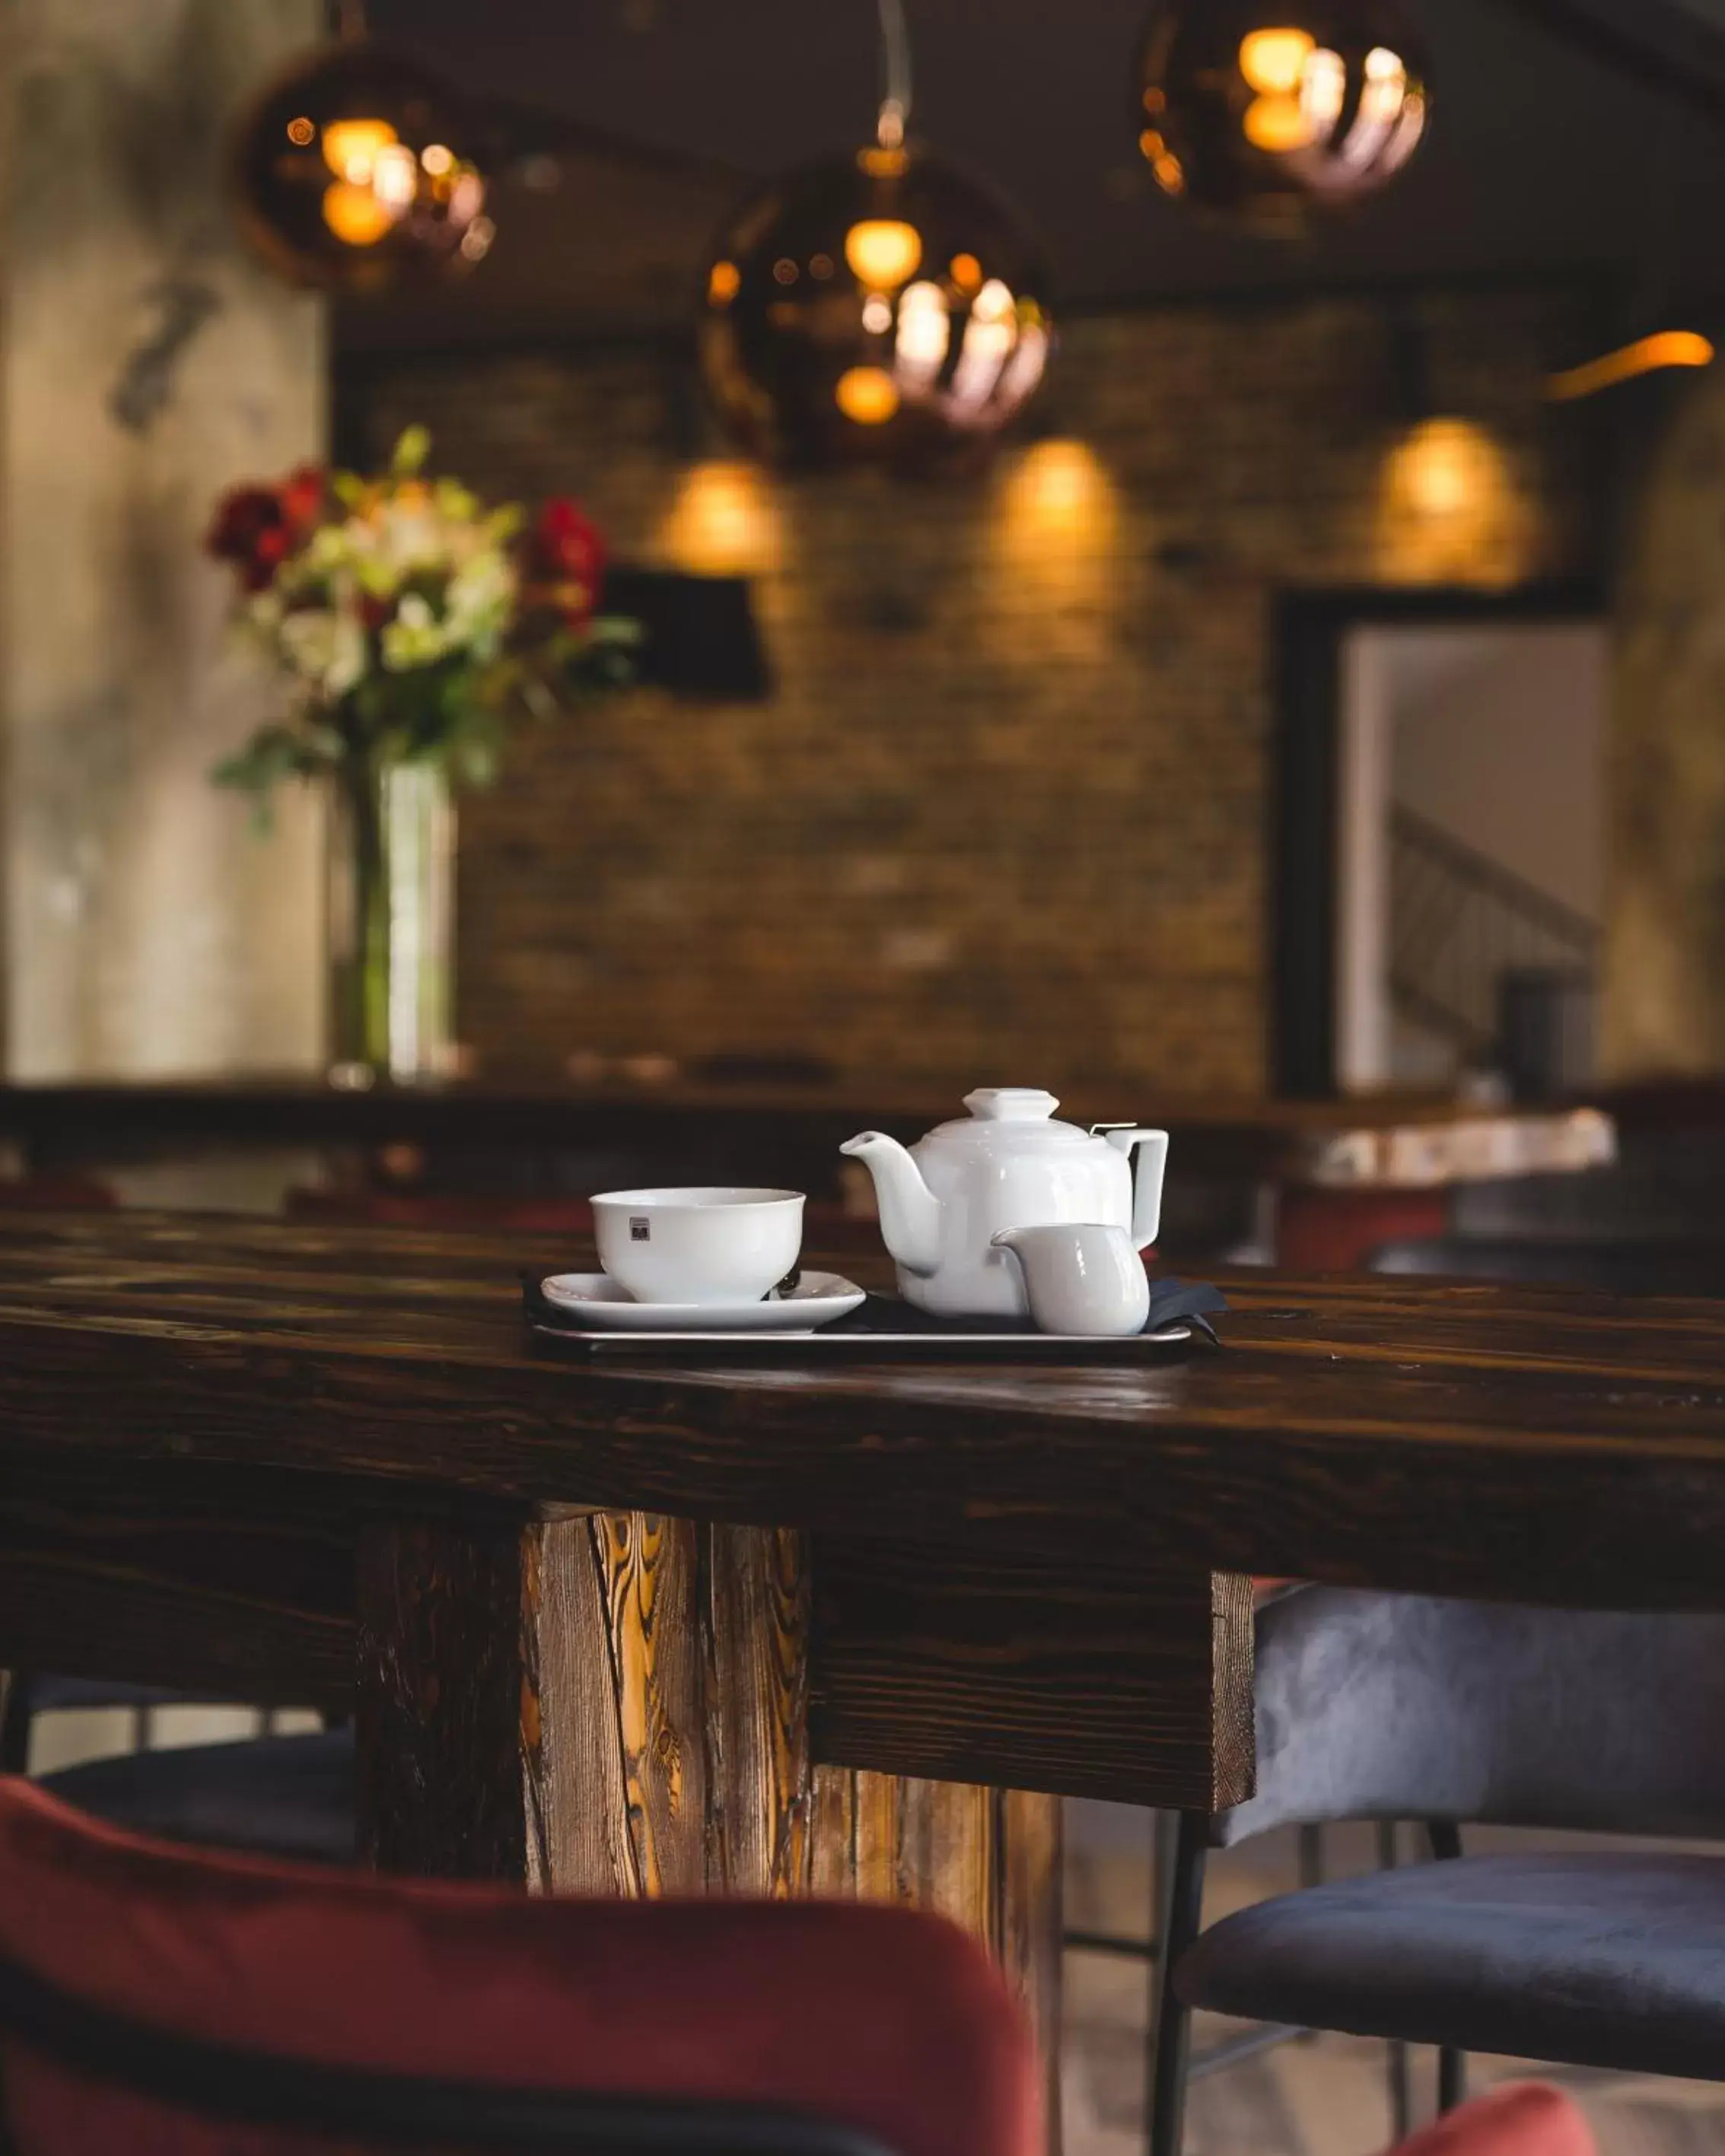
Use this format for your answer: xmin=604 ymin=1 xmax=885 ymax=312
xmin=3 ymin=1675 xmax=354 ymax=1864
xmin=1150 ymin=1587 xmax=1725 ymax=2156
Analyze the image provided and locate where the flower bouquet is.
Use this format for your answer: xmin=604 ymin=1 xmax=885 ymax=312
xmin=207 ymin=428 xmax=637 ymax=1083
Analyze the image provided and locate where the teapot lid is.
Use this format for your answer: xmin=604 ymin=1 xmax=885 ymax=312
xmin=963 ymin=1088 xmax=1061 ymax=1122
xmin=918 ymin=1087 xmax=1106 ymax=1158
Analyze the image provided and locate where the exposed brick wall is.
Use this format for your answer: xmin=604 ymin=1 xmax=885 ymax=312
xmin=352 ymin=289 xmax=1593 ymax=1095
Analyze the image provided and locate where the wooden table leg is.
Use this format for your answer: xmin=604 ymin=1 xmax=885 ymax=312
xmin=355 ymin=1512 xmax=1064 ymax=2116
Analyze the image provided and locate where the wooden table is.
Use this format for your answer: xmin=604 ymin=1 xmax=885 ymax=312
xmin=2 ymin=1208 xmax=1721 ymax=2097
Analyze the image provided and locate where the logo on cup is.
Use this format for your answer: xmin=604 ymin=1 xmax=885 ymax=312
xmin=630 ymin=1217 xmax=651 ymax=1242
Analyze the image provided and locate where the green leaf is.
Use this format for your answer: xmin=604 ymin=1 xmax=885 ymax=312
xmin=391 ymin=425 xmax=431 ymax=478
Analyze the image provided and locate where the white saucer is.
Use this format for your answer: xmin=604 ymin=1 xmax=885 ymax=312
xmin=540 ymin=1270 xmax=867 ymax=1334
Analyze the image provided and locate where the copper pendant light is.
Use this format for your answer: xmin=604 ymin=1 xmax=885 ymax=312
xmin=231 ymin=2 xmax=493 ymax=292
xmin=1135 ymin=0 xmax=1431 ymax=227
xmin=699 ymin=0 xmax=1054 ymax=469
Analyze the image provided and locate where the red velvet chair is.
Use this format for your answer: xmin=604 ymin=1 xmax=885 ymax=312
xmin=1392 ymin=2087 xmax=1595 ymax=2156
xmin=0 ymin=1779 xmax=1039 ymax=2156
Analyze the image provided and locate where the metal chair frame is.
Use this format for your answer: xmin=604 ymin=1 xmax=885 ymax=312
xmin=1148 ymin=1814 xmax=1466 ymax=2156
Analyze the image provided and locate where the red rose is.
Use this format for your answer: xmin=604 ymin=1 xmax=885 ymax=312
xmin=525 ymin=498 xmax=606 ymax=623
xmin=205 ymin=485 xmax=294 ymax=593
xmin=206 ymin=468 xmax=326 ymax=593
xmin=279 ymin=463 xmax=326 ymax=538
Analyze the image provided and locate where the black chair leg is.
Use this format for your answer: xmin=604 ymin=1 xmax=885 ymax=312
xmin=1376 ymin=1821 xmax=1412 ymax=2140
xmin=1147 ymin=1811 xmax=1209 ymax=2156
xmin=1152 ymin=1807 xmax=1179 ymax=1950
xmin=1437 ymin=2047 xmax=1467 ymax=2115
xmin=0 ymin=1676 xmax=34 ymax=1777
xmin=1427 ymin=1821 xmax=1466 ymax=2112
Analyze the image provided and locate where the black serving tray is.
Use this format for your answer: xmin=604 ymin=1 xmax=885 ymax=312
xmin=520 ymin=1277 xmax=1227 ymax=1363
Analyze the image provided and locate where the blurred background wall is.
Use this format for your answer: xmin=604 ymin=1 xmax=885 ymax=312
xmin=1 ymin=0 xmax=325 ymax=1080
xmin=351 ymin=289 xmax=1590 ymax=1094
xmin=1608 ymin=360 xmax=1725 ymax=1081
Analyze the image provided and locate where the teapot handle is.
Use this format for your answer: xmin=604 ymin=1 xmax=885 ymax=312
xmin=1098 ymin=1127 xmax=1170 ymax=1250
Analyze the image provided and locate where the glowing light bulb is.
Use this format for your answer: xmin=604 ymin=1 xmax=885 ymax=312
xmin=1239 ymin=26 xmax=1315 ymax=94
xmin=835 ymin=366 xmax=900 ymax=425
xmin=320 ymin=116 xmax=397 ymax=183
xmin=322 ymin=180 xmax=396 ymax=246
xmin=1300 ymin=48 xmax=1348 ymax=132
xmin=371 ymin=143 xmax=419 ymax=210
xmin=844 ymin=218 xmax=922 ymax=289
xmin=895 ymin=281 xmax=951 ymax=383
xmin=1244 ymin=94 xmax=1315 ymax=151
xmin=708 ymin=259 xmax=741 ymax=307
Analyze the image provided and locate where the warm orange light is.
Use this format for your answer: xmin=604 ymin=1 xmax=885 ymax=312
xmin=1007 ymin=438 xmax=1112 ymax=533
xmin=708 ymin=259 xmax=741 ymax=307
xmin=321 ymin=117 xmax=398 ymax=183
xmin=857 ymin=143 xmax=909 ymax=178
xmin=1153 ymin=153 xmax=1186 ymax=195
xmin=845 ymin=218 xmax=922 ymax=290
xmin=286 ymin=115 xmax=316 ymax=147
xmin=421 ymin=143 xmax=455 ymax=176
xmin=950 ymin=252 xmax=983 ymax=293
xmin=1377 ymin=416 xmax=1529 ymax=587
xmin=322 ymin=180 xmax=396 ymax=247
xmin=1392 ymin=417 xmax=1492 ymax=517
xmin=661 ymin=461 xmax=781 ymax=575
xmin=1243 ymin=93 xmax=1315 ymax=151
xmin=1240 ymin=26 xmax=1315 ymax=94
xmin=835 ymin=366 xmax=900 ymax=425
xmin=1545 ymin=331 xmax=1715 ymax=402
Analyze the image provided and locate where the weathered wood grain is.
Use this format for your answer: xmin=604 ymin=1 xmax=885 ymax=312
xmin=999 ymin=1784 xmax=1065 ymax=2135
xmin=702 ymin=1523 xmax=810 ymax=1896
xmin=810 ymin=1537 xmax=1254 ymax=1809
xmin=355 ymin=1518 xmax=532 ymax=1880
xmin=353 ymin=1506 xmax=1066 ymax=2080
xmin=531 ymin=1512 xmax=706 ymax=1896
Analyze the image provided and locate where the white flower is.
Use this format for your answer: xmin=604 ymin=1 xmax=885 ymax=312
xmin=278 ymin=605 xmax=366 ymax=698
xmin=444 ymin=550 xmax=516 ymax=658
xmin=380 ymin=590 xmax=449 ymax=673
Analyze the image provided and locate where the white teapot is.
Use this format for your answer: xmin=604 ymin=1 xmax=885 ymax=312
xmin=841 ymin=1088 xmax=1169 ymax=1318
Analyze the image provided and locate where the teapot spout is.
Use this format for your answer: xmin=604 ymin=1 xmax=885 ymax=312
xmin=839 ymin=1131 xmax=942 ymax=1276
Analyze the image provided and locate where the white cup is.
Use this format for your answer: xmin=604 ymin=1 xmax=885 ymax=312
xmin=590 ymin=1187 xmax=805 ymax=1305
xmin=990 ymin=1223 xmax=1151 ymax=1337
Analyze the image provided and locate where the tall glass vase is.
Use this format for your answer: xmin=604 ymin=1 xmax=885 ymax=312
xmin=326 ymin=756 xmax=456 ymax=1088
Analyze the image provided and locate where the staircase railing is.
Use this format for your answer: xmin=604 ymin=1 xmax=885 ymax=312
xmin=1389 ymin=805 xmax=1599 ymax=1056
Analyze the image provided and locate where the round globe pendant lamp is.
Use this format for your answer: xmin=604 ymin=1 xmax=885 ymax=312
xmin=1135 ymin=0 xmax=1431 ymax=227
xmin=231 ymin=2 xmax=493 ymax=291
xmin=699 ymin=0 xmax=1054 ymax=469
